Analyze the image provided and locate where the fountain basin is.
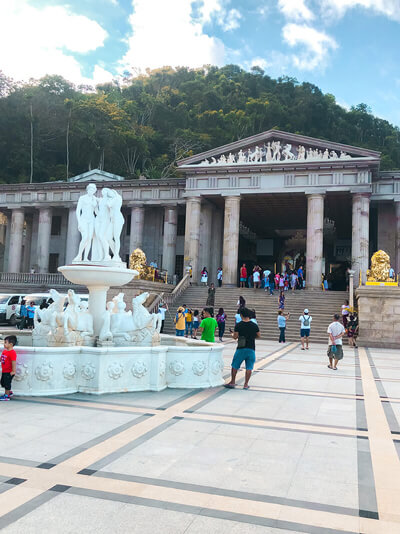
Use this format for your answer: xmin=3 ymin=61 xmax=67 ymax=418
xmin=11 ymin=339 xmax=224 ymax=395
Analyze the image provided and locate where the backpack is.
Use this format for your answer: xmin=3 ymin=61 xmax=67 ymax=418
xmin=302 ymin=315 xmax=310 ymax=327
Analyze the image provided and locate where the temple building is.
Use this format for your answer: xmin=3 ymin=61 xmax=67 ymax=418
xmin=0 ymin=130 xmax=399 ymax=289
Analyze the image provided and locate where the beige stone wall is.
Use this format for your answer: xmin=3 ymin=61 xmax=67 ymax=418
xmin=356 ymin=286 xmax=400 ymax=348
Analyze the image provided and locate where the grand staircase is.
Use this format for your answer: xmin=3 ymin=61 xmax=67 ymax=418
xmin=163 ymin=286 xmax=349 ymax=343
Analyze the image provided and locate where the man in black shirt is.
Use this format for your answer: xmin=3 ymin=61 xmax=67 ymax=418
xmin=225 ymin=307 xmax=260 ymax=390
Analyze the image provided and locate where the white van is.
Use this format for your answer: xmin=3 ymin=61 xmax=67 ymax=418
xmin=24 ymin=292 xmax=88 ymax=309
xmin=0 ymin=294 xmax=24 ymax=325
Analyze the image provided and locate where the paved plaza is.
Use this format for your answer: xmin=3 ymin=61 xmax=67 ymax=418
xmin=0 ymin=340 xmax=400 ymax=533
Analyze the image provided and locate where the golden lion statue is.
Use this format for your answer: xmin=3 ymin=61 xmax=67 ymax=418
xmin=366 ymin=250 xmax=393 ymax=282
xmin=129 ymin=248 xmax=155 ymax=281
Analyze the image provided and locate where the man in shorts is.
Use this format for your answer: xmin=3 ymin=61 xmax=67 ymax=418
xmin=299 ymin=309 xmax=312 ymax=350
xmin=225 ymin=307 xmax=260 ymax=390
xmin=327 ymin=313 xmax=345 ymax=370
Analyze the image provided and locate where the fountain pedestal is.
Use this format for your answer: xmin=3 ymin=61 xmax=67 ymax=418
xmin=58 ymin=263 xmax=138 ymax=336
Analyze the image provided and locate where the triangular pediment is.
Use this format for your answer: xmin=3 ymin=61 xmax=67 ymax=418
xmin=69 ymin=169 xmax=125 ymax=182
xmin=178 ymin=130 xmax=380 ymax=167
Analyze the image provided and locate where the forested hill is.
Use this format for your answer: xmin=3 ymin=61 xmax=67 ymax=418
xmin=0 ymin=65 xmax=399 ymax=184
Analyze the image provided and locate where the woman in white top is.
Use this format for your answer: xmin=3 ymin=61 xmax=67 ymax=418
xmin=200 ymin=267 xmax=208 ymax=285
xmin=341 ymin=300 xmax=350 ymax=328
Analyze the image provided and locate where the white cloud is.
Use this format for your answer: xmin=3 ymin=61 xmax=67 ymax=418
xmin=223 ymin=8 xmax=242 ymax=31
xmin=120 ymin=0 xmax=226 ymax=73
xmin=282 ymin=23 xmax=338 ymax=70
xmin=320 ymin=0 xmax=400 ymax=22
xmin=0 ymin=1 xmax=110 ymax=85
xmin=278 ymin=0 xmax=315 ymax=22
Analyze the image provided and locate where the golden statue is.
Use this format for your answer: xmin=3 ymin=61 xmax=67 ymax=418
xmin=129 ymin=248 xmax=155 ymax=281
xmin=366 ymin=250 xmax=394 ymax=282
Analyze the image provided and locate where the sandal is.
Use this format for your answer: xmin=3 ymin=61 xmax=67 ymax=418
xmin=332 ymin=367 xmax=338 ymax=371
xmin=327 ymin=365 xmax=332 ymax=369
xmin=243 ymin=385 xmax=250 ymax=390
xmin=224 ymin=384 xmax=235 ymax=389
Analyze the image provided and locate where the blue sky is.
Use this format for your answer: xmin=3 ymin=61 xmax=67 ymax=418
xmin=2 ymin=0 xmax=400 ymax=125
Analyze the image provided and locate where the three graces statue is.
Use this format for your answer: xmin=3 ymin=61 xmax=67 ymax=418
xmin=74 ymin=183 xmax=125 ymax=263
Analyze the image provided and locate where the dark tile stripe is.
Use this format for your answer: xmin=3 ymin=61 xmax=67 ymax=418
xmin=0 ymin=491 xmax=58 ymax=530
xmin=65 ymin=486 xmax=359 ymax=534
xmin=46 ymin=414 xmax=152 ymax=467
xmin=355 ymin=349 xmax=379 ymax=519
xmin=87 ymin=418 xmax=180 ymax=471
xmin=89 ymin=470 xmax=361 ymax=518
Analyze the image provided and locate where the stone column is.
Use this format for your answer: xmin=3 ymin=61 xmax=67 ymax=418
xmin=348 ymin=269 xmax=355 ymax=310
xmin=395 ymin=201 xmax=400 ymax=275
xmin=129 ymin=206 xmax=145 ymax=252
xmin=352 ymin=193 xmax=370 ymax=286
xmin=199 ymin=203 xmax=213 ymax=278
xmin=36 ymin=207 xmax=52 ymax=273
xmin=184 ymin=197 xmax=201 ymax=284
xmin=222 ymin=196 xmax=241 ymax=287
xmin=162 ymin=206 xmax=177 ymax=275
xmin=22 ymin=216 xmax=33 ymax=272
xmin=305 ymin=194 xmax=324 ymax=290
xmin=7 ymin=208 xmax=24 ymax=273
xmin=65 ymin=207 xmax=80 ymax=264
xmin=210 ymin=207 xmax=223 ymax=284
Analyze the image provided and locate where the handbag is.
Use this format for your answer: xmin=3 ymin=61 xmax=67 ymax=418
xmin=331 ymin=344 xmax=337 ymax=354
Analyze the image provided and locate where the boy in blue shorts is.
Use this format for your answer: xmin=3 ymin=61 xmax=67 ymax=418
xmin=225 ymin=307 xmax=260 ymax=390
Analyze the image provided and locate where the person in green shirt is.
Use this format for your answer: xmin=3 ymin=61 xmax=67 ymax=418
xmin=199 ymin=308 xmax=218 ymax=343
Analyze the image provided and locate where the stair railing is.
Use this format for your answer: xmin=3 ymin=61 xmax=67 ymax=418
xmin=163 ymin=274 xmax=190 ymax=306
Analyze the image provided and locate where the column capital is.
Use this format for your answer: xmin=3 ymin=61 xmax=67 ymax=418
xmin=306 ymin=192 xmax=325 ymax=200
xmin=186 ymin=196 xmax=202 ymax=204
xmin=222 ymin=195 xmax=241 ymax=202
xmin=351 ymin=191 xmax=371 ymax=199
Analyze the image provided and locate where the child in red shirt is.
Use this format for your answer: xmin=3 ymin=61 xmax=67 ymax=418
xmin=0 ymin=335 xmax=17 ymax=401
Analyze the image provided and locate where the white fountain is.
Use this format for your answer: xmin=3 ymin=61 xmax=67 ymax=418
xmin=11 ymin=184 xmax=224 ymax=396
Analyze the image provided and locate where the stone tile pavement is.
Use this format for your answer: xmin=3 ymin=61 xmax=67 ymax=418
xmin=0 ymin=339 xmax=400 ymax=533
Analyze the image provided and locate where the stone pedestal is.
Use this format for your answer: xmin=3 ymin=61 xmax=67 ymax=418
xmin=162 ymin=206 xmax=177 ymax=275
xmin=8 ymin=208 xmax=24 ymax=273
xmin=352 ymin=193 xmax=370 ymax=286
xmin=130 ymin=206 xmax=145 ymax=252
xmin=184 ymin=198 xmax=201 ymax=283
xmin=65 ymin=207 xmax=80 ymax=264
xmin=356 ymin=286 xmax=400 ymax=348
xmin=305 ymin=194 xmax=324 ymax=290
xmin=37 ymin=207 xmax=52 ymax=273
xmin=222 ymin=196 xmax=240 ymax=287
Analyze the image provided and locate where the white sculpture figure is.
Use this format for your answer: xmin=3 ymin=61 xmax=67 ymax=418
xmin=112 ymin=292 xmax=126 ymax=312
xmin=131 ymin=292 xmax=162 ymax=343
xmin=265 ymin=142 xmax=273 ymax=161
xmin=99 ymin=301 xmax=115 ymax=342
xmin=250 ymin=146 xmax=261 ymax=162
xmin=323 ymin=149 xmax=330 ymax=159
xmin=110 ymin=300 xmax=133 ymax=342
xmin=32 ymin=290 xmax=65 ymax=347
xmin=227 ymin=152 xmax=236 ymax=164
xmin=107 ymin=189 xmax=124 ymax=262
xmin=218 ymin=154 xmax=227 ymax=164
xmin=48 ymin=289 xmax=91 ymax=346
xmin=201 ymin=159 xmax=209 ymax=165
xmin=237 ymin=149 xmax=246 ymax=163
xmin=211 ymin=157 xmax=217 ymax=164
xmin=307 ymin=148 xmax=314 ymax=160
xmin=74 ymin=183 xmax=98 ymax=262
xmin=330 ymin=150 xmax=338 ymax=159
xmin=297 ymin=145 xmax=306 ymax=160
xmin=95 ymin=188 xmax=113 ymax=261
xmin=282 ymin=144 xmax=295 ymax=160
xmin=76 ymin=300 xmax=94 ymax=345
xmin=272 ymin=141 xmax=281 ymax=161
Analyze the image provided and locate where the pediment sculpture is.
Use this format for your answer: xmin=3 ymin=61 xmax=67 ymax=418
xmin=192 ymin=141 xmax=354 ymax=166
